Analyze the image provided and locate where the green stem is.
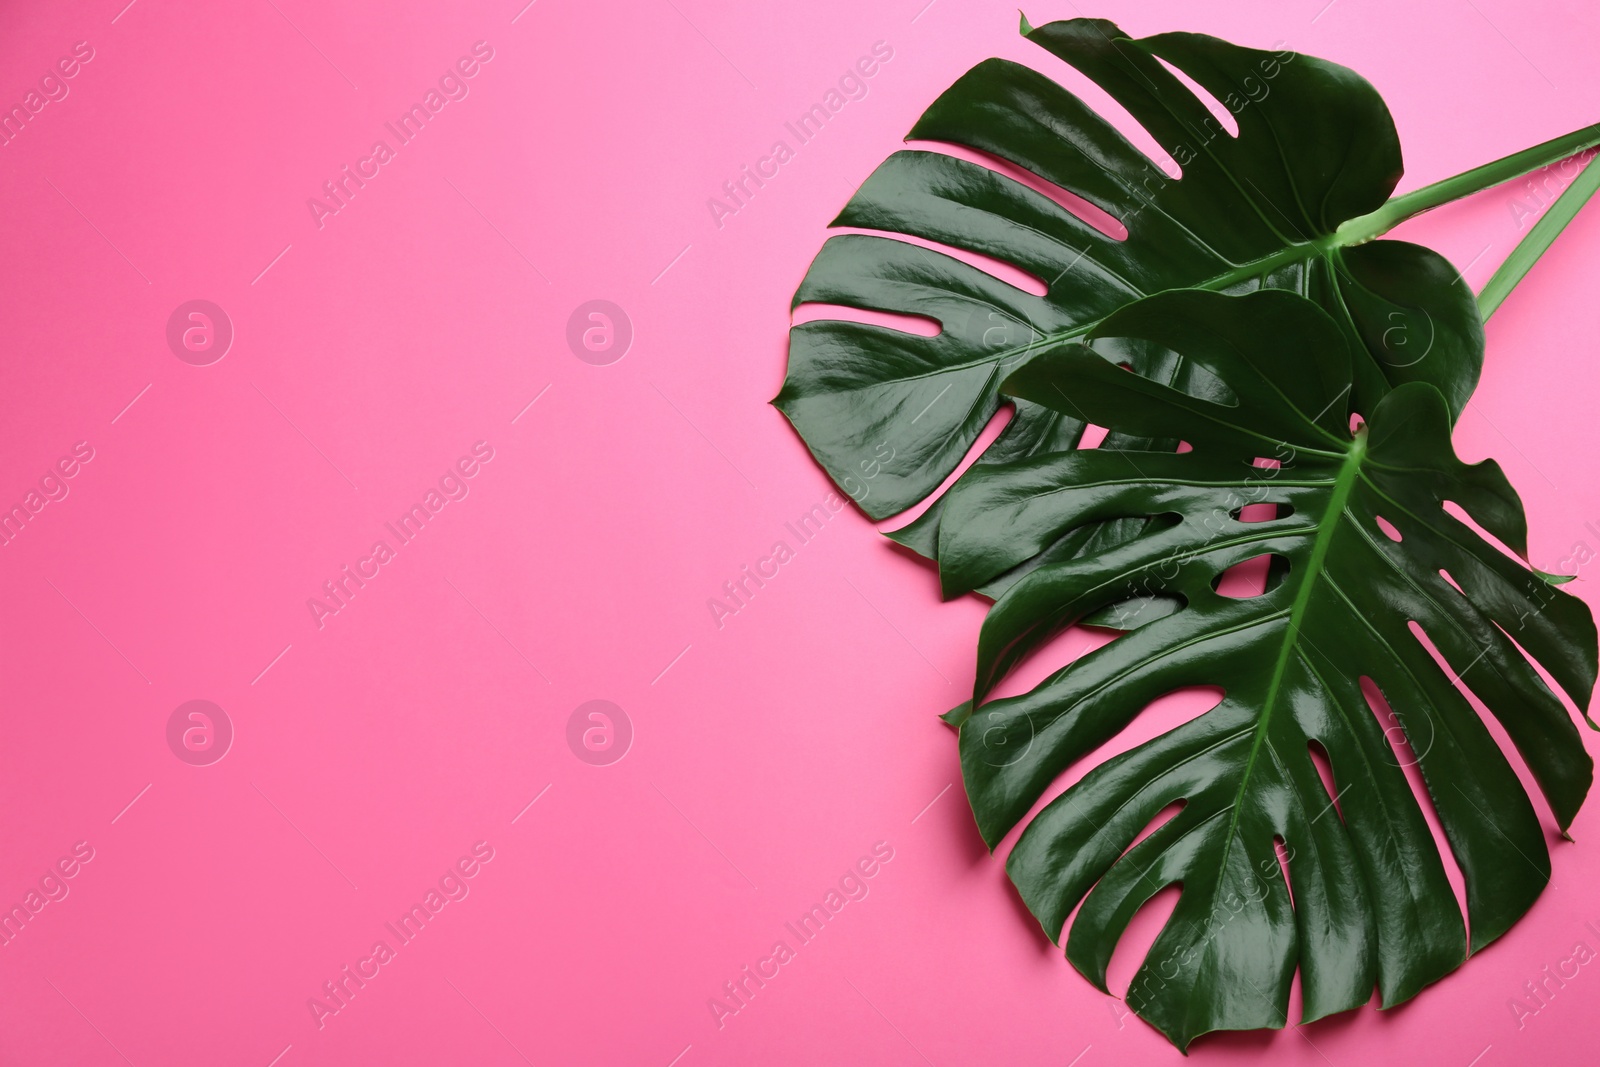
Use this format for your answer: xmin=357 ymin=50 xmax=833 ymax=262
xmin=1477 ymin=150 xmax=1600 ymax=319
xmin=1335 ymin=122 xmax=1600 ymax=246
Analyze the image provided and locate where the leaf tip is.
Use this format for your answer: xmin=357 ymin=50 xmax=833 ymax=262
xmin=1018 ymin=10 xmax=1034 ymax=36
xmin=941 ymin=700 xmax=974 ymax=727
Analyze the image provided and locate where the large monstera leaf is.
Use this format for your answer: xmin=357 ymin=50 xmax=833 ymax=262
xmin=775 ymin=17 xmax=1486 ymax=591
xmin=940 ymin=288 xmax=1596 ymax=1048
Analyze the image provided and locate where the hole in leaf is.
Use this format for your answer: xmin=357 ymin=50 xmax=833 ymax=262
xmin=1405 ymin=618 xmax=1498 ymax=717
xmin=980 ymin=607 xmax=1122 ymax=706
xmin=1374 ymin=515 xmax=1403 ymax=542
xmin=1083 ymin=592 xmax=1187 ymax=633
xmin=1443 ymin=499 xmax=1524 ymax=564
xmin=880 ymin=404 xmax=1015 ymax=535
xmin=1125 ymin=799 xmax=1187 ymax=856
xmin=1052 ymin=685 xmax=1224 ymax=786
xmin=1411 ymin=614 xmax=1576 ymax=843
xmin=1105 ymin=883 xmax=1184 ymax=1000
xmin=1272 ymin=835 xmax=1294 ymax=906
xmin=1358 ymin=670 xmax=1471 ymax=941
xmin=1098 ymin=798 xmax=1192 ymax=997
xmin=982 ymin=688 xmax=1220 ymax=865
xmin=1480 ymin=619 xmax=1585 ymax=827
xmin=1438 ymin=568 xmax=1464 ymax=594
xmin=1013 ymin=46 xmax=1183 ymax=182
xmin=1361 ymin=673 xmax=1425 ymax=766
xmin=829 ymin=225 xmax=1051 ymax=296
xmin=1081 ymin=424 xmax=1110 ymax=449
xmin=1155 ymin=55 xmax=1240 ymax=138
xmin=1306 ymin=740 xmax=1344 ymax=825
xmin=1211 ymin=554 xmax=1286 ymax=599
xmin=791 ymin=303 xmax=941 ymax=337
xmin=904 ymin=139 xmax=1130 ymax=240
xmin=1230 ymin=502 xmax=1292 ymax=523
xmin=1263 ymin=554 xmax=1291 ymax=594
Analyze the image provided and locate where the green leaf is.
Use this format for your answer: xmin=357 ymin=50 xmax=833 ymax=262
xmin=949 ymin=288 xmax=1596 ymax=1048
xmin=776 ymin=17 xmax=1487 ymax=546
xmin=772 ymin=15 xmax=1600 ymax=1047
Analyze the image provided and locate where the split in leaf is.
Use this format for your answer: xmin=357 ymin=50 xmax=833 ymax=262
xmin=950 ymin=289 xmax=1595 ymax=1048
xmin=776 ymin=17 xmax=1600 ymax=597
xmin=775 ymin=15 xmax=1600 ymax=1050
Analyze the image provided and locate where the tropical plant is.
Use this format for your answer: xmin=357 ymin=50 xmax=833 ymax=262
xmin=775 ymin=15 xmax=1600 ymax=1049
xmin=946 ymin=287 xmax=1595 ymax=1047
xmin=776 ymin=16 xmax=1599 ymax=598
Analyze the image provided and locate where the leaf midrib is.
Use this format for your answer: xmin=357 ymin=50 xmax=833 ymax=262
xmin=814 ymin=238 xmax=1340 ymax=395
xmin=1210 ymin=426 xmax=1368 ymax=889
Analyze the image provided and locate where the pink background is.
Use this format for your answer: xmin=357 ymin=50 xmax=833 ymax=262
xmin=2 ymin=0 xmax=1598 ymax=1064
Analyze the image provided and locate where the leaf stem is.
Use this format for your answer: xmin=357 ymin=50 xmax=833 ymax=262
xmin=1477 ymin=150 xmax=1600 ymax=319
xmin=1335 ymin=122 xmax=1600 ymax=245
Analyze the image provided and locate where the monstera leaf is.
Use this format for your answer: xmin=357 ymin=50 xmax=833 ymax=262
xmin=774 ymin=16 xmax=1599 ymax=597
xmin=939 ymin=288 xmax=1596 ymax=1048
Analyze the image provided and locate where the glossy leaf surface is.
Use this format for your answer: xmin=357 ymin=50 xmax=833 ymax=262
xmin=775 ymin=18 xmax=1483 ymax=593
xmin=944 ymin=289 xmax=1595 ymax=1048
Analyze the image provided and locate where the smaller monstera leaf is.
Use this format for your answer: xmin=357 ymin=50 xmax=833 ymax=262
xmin=942 ymin=289 xmax=1595 ymax=1049
xmin=775 ymin=16 xmax=1484 ymax=591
